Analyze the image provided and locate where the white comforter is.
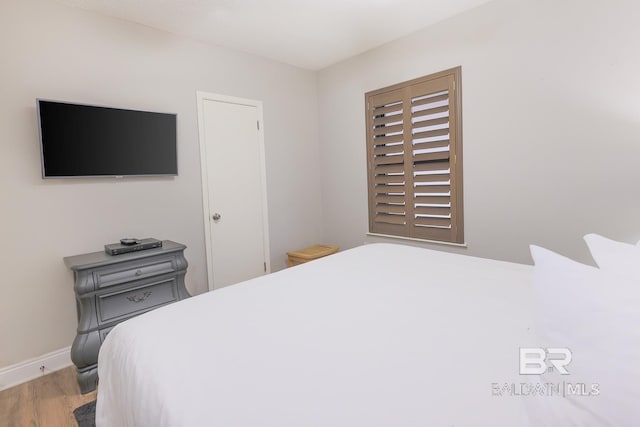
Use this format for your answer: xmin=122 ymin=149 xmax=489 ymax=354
xmin=97 ymin=243 xmax=535 ymax=426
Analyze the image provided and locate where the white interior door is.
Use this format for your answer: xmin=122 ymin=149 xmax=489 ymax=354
xmin=197 ymin=92 xmax=270 ymax=290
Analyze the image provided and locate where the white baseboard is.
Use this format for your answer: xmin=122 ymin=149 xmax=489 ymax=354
xmin=0 ymin=347 xmax=72 ymax=391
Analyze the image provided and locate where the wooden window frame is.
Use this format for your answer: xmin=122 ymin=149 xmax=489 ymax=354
xmin=365 ymin=67 xmax=464 ymax=244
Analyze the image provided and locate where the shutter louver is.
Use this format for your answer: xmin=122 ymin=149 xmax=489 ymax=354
xmin=366 ymin=67 xmax=463 ymax=244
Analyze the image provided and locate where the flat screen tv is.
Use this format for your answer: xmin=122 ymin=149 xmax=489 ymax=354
xmin=37 ymin=99 xmax=178 ymax=178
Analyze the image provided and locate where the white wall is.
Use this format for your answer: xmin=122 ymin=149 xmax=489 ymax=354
xmin=0 ymin=0 xmax=322 ymax=367
xmin=317 ymin=0 xmax=640 ymax=264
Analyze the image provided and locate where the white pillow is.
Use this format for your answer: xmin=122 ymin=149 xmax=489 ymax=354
xmin=524 ymin=245 xmax=640 ymax=426
xmin=584 ymin=233 xmax=640 ymax=280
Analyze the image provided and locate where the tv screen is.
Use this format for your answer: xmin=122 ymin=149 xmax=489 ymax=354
xmin=37 ymin=99 xmax=178 ymax=178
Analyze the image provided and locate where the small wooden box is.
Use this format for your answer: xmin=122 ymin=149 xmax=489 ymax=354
xmin=286 ymin=244 xmax=339 ymax=267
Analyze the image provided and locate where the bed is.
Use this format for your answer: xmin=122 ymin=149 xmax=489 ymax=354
xmin=96 ymin=243 xmax=537 ymax=426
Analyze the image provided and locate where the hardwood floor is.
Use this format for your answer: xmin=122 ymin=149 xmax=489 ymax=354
xmin=0 ymin=366 xmax=96 ymax=427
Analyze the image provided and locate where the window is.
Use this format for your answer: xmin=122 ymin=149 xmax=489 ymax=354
xmin=365 ymin=67 xmax=464 ymax=244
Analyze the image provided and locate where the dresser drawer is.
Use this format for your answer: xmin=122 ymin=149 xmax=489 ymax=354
xmin=94 ymin=256 xmax=177 ymax=288
xmin=97 ymin=278 xmax=177 ymax=324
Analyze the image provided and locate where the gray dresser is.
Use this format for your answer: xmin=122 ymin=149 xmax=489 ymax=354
xmin=64 ymin=240 xmax=190 ymax=393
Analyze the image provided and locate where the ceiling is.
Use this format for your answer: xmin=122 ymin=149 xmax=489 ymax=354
xmin=55 ymin=0 xmax=494 ymax=70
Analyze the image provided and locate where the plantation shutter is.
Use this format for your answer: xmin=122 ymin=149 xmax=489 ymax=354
xmin=365 ymin=67 xmax=464 ymax=244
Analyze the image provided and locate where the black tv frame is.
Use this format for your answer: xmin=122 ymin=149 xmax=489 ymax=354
xmin=36 ymin=99 xmax=178 ymax=179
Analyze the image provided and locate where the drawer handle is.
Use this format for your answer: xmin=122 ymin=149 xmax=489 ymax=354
xmin=127 ymin=291 xmax=152 ymax=303
xmin=135 ymin=269 xmax=143 ymax=276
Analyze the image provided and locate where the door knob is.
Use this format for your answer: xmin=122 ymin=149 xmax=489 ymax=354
xmin=212 ymin=213 xmax=221 ymax=221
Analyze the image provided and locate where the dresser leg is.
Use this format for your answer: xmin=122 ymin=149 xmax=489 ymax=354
xmin=77 ymin=366 xmax=98 ymax=394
